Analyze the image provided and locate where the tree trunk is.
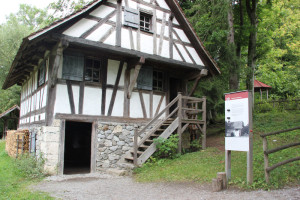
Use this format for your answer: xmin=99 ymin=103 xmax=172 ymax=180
xmin=228 ymin=1 xmax=239 ymax=90
xmin=246 ymin=0 xmax=258 ymax=104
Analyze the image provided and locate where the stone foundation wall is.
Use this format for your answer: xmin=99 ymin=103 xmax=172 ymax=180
xmin=20 ymin=120 xmax=61 ymax=175
xmin=96 ymin=122 xmax=147 ymax=170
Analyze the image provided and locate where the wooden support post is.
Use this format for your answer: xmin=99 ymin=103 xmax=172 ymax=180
xmin=202 ymin=97 xmax=207 ymax=149
xmin=16 ymin=135 xmax=19 ymax=158
xmin=260 ymin=88 xmax=262 ymax=101
xmin=21 ymin=135 xmax=24 ymax=155
xmin=188 ymin=69 xmax=208 ymax=97
xmin=225 ymin=150 xmax=231 ymax=181
xmin=217 ymin=172 xmax=227 ymax=189
xmin=212 ymin=178 xmax=223 ymax=192
xmin=267 ymin=89 xmax=269 ymax=100
xmin=262 ymin=137 xmax=270 ymax=183
xmin=134 ymin=129 xmax=138 ymax=166
xmin=177 ymin=92 xmax=182 ymax=154
xmin=247 ymin=91 xmax=253 ymax=184
xmin=127 ymin=57 xmax=145 ymax=99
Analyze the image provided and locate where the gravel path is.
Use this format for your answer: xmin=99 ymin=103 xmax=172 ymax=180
xmin=33 ymin=173 xmax=300 ymax=200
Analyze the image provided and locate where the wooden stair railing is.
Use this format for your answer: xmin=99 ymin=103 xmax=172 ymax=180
xmin=124 ymin=94 xmax=206 ymax=166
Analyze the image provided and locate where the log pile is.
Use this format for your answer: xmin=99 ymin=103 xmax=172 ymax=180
xmin=5 ymin=130 xmax=30 ymax=158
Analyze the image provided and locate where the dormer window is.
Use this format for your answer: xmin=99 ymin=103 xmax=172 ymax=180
xmin=140 ymin=12 xmax=152 ymax=32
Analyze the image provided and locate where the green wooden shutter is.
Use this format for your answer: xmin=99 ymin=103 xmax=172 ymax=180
xmin=38 ymin=61 xmax=46 ymax=87
xmin=62 ymin=53 xmax=84 ymax=81
xmin=124 ymin=7 xmax=139 ymax=29
xmin=137 ymin=66 xmax=153 ymax=90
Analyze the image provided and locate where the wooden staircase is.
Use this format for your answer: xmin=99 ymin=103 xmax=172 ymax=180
xmin=123 ymin=94 xmax=206 ymax=166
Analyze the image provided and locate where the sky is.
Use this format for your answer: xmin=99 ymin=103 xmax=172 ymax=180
xmin=0 ymin=0 xmax=55 ymax=24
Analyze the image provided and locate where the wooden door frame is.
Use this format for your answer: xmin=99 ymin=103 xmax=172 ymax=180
xmin=58 ymin=119 xmax=97 ymax=175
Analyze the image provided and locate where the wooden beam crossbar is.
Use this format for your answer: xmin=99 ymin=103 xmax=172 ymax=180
xmin=127 ymin=57 xmax=145 ymax=99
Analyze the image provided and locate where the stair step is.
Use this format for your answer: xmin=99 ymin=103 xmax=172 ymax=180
xmin=155 ymin=129 xmax=165 ymax=132
xmin=130 ymin=150 xmax=144 ymax=155
xmin=139 ymin=144 xmax=150 ymax=149
xmin=145 ymin=139 xmax=153 ymax=143
xmin=125 ymin=156 xmax=134 ymax=161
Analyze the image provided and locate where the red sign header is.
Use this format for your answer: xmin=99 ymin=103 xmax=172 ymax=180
xmin=225 ymin=91 xmax=248 ymax=101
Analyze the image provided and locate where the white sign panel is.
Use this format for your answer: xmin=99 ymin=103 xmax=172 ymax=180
xmin=225 ymin=91 xmax=250 ymax=152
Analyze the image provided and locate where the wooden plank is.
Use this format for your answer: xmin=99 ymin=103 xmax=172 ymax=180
xmin=263 ymin=137 xmax=269 ymax=183
xmin=267 ymin=157 xmax=300 ymax=173
xmin=173 ymin=42 xmax=186 ymax=62
xmin=79 ymin=81 xmax=85 ymax=114
xmin=260 ymin=126 xmax=300 ymax=137
xmin=90 ymin=121 xmax=97 ymax=173
xmin=116 ymin=0 xmax=122 ymax=47
xmin=152 ymin=6 xmax=157 ymax=55
xmin=177 ymin=93 xmax=182 ymax=153
xmin=127 ymin=57 xmax=145 ymax=98
xmin=158 ymin=13 xmax=166 ymax=56
xmin=58 ymin=120 xmax=65 ymax=175
xmin=66 ymin=80 xmax=75 ymax=114
xmin=266 ymin=142 xmax=300 ymax=155
xmin=225 ymin=150 xmax=231 ymax=181
xmin=150 ymin=91 xmax=153 ymax=118
xmin=108 ymin=61 xmax=124 ymax=116
xmin=139 ymin=91 xmax=147 ymax=118
xmin=202 ymin=97 xmax=206 ymax=149
xmin=81 ymin=10 xmax=117 ymax=39
xmin=168 ymin=15 xmax=173 ymax=59
xmin=124 ymin=65 xmax=130 ymax=117
xmin=101 ymin=59 xmax=108 ymax=115
xmin=155 ymin=95 xmax=164 ymax=116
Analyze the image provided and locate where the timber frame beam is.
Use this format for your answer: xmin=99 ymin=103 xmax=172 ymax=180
xmin=127 ymin=57 xmax=145 ymax=99
xmin=188 ymin=69 xmax=208 ymax=96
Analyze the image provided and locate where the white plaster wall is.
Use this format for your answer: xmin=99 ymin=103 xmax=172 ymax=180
xmin=54 ymin=84 xmax=71 ymax=114
xmin=174 ymin=27 xmax=191 ymax=43
xmin=72 ymin=85 xmax=80 ymax=114
xmin=186 ymin=46 xmax=204 ymax=66
xmin=140 ymin=33 xmax=153 ymax=55
xmin=156 ymin=0 xmax=171 ymax=10
xmin=63 ymin=19 xmax=97 ymax=37
xmin=104 ymin=30 xmax=116 ymax=46
xmin=107 ymin=60 xmax=126 ymax=86
xmin=130 ymin=92 xmax=143 ymax=118
xmin=105 ymin=89 xmax=113 ymax=115
xmin=143 ymin=93 xmax=150 ymax=118
xmin=90 ymin=5 xmax=115 ymax=18
xmin=173 ymin=47 xmax=183 ymax=62
xmin=175 ymin=43 xmax=193 ymax=64
xmin=83 ymin=87 xmax=102 ymax=115
xmin=161 ymin=39 xmax=170 ymax=58
xmin=87 ymin=24 xmax=112 ymax=41
xmin=111 ymin=90 xmax=124 ymax=117
xmin=121 ymin=28 xmax=131 ymax=50
xmin=42 ymin=85 xmax=48 ymax=108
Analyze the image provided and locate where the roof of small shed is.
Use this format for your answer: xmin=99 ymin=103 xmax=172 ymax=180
xmin=254 ymin=80 xmax=272 ymax=89
xmin=0 ymin=105 xmax=20 ymax=119
xmin=2 ymin=0 xmax=220 ymax=90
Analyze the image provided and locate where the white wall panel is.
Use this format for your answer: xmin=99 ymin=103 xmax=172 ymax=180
xmin=173 ymin=27 xmax=190 ymax=43
xmin=161 ymin=39 xmax=170 ymax=58
xmin=143 ymin=93 xmax=150 ymax=118
xmin=42 ymin=85 xmax=48 ymax=107
xmin=90 ymin=5 xmax=115 ymax=18
xmin=173 ymin=47 xmax=183 ymax=62
xmin=176 ymin=43 xmax=193 ymax=63
xmin=121 ymin=28 xmax=131 ymax=50
xmin=186 ymin=46 xmax=204 ymax=66
xmin=87 ymin=24 xmax=112 ymax=41
xmin=54 ymin=84 xmax=71 ymax=114
xmin=130 ymin=92 xmax=143 ymax=118
xmin=72 ymin=85 xmax=80 ymax=114
xmin=104 ymin=30 xmax=116 ymax=46
xmin=63 ymin=19 xmax=97 ymax=37
xmin=111 ymin=90 xmax=124 ymax=117
xmin=107 ymin=60 xmax=125 ymax=86
xmin=83 ymin=87 xmax=102 ymax=115
xmin=156 ymin=0 xmax=171 ymax=10
xmin=105 ymin=89 xmax=113 ymax=115
xmin=140 ymin=33 xmax=153 ymax=55
xmin=128 ymin=0 xmax=138 ymax=9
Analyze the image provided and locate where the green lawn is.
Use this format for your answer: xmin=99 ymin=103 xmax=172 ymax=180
xmin=134 ymin=110 xmax=300 ymax=189
xmin=0 ymin=141 xmax=53 ymax=200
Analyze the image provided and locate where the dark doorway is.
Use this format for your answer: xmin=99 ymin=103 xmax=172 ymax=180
xmin=169 ymin=78 xmax=182 ymax=113
xmin=64 ymin=121 xmax=92 ymax=174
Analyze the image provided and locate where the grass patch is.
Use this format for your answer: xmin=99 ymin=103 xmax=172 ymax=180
xmin=0 ymin=141 xmax=53 ymax=199
xmin=134 ymin=110 xmax=300 ymax=189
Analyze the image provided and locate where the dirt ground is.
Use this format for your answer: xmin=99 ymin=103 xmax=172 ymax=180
xmin=33 ymin=172 xmax=300 ymax=200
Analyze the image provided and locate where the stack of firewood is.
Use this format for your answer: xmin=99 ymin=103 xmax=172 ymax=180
xmin=5 ymin=130 xmax=30 ymax=158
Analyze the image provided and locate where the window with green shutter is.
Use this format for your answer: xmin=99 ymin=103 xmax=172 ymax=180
xmin=37 ymin=60 xmax=46 ymax=87
xmin=137 ymin=66 xmax=153 ymax=90
xmin=62 ymin=53 xmax=84 ymax=81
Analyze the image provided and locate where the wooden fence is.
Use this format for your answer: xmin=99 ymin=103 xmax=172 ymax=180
xmin=260 ymin=126 xmax=300 ymax=183
xmin=256 ymin=99 xmax=299 ymax=111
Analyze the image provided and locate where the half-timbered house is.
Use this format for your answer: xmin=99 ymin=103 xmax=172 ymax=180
xmin=3 ymin=0 xmax=220 ymax=174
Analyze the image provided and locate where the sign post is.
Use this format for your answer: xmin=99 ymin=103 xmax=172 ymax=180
xmin=224 ymin=91 xmax=253 ymax=184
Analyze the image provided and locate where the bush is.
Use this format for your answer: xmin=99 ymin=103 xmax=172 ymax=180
xmin=15 ymin=154 xmax=45 ymax=179
xmin=153 ymin=134 xmax=179 ymax=159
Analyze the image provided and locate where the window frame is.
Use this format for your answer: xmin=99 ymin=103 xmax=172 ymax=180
xmin=84 ymin=57 xmax=102 ymax=83
xmin=152 ymin=70 xmax=164 ymax=92
xmin=37 ymin=59 xmax=47 ymax=88
xmin=139 ymin=11 xmax=153 ymax=33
